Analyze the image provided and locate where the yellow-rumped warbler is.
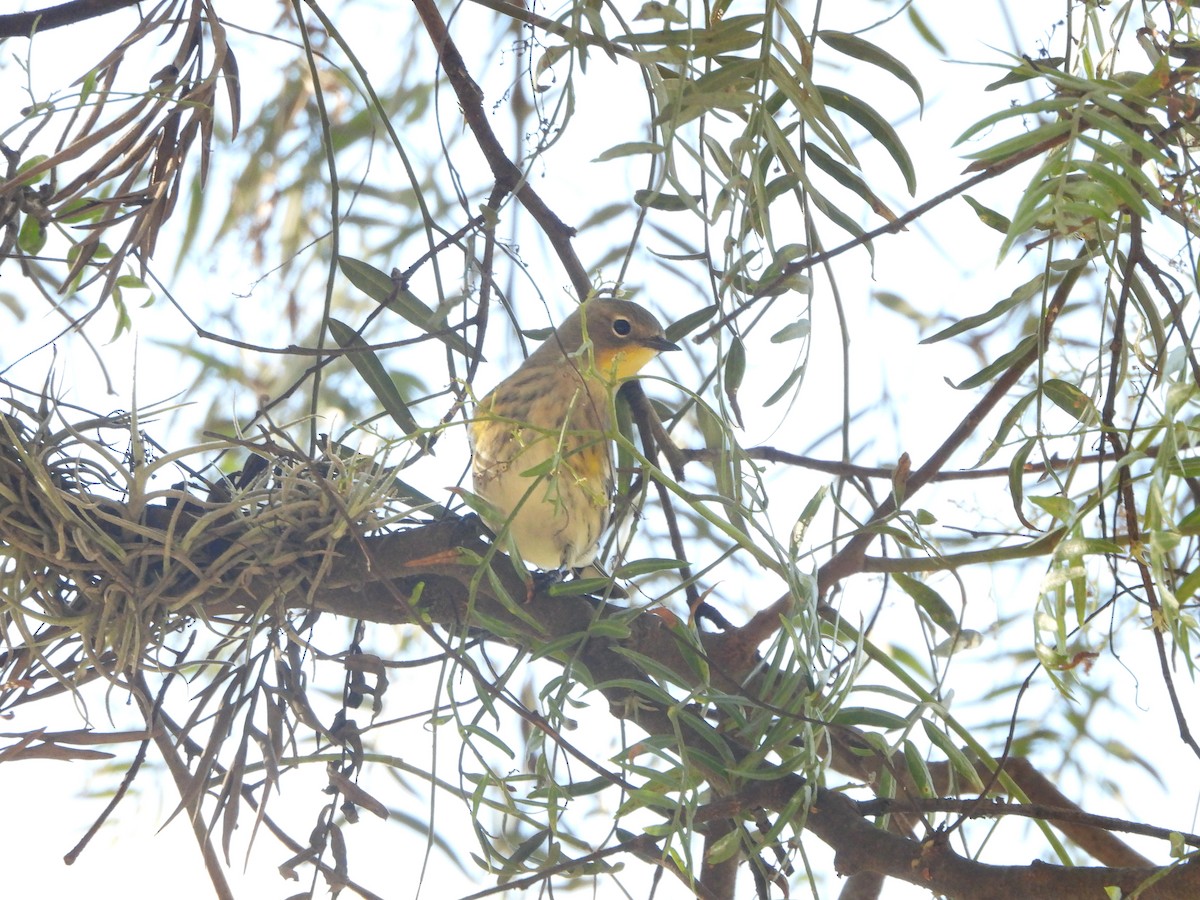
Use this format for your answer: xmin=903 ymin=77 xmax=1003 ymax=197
xmin=469 ymin=299 xmax=678 ymax=571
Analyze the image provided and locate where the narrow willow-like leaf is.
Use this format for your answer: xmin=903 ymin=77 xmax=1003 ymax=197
xmin=893 ymin=573 xmax=960 ymax=637
xmin=666 ymin=303 xmax=718 ymax=342
xmin=1072 ymin=159 xmax=1151 ymax=217
xmin=725 ymin=335 xmax=746 ymax=391
xmin=818 ymin=30 xmax=924 ymax=110
xmin=634 ymin=189 xmax=700 ymax=211
xmin=1042 ymin=378 xmax=1099 ymax=425
xmin=764 ymin=364 xmax=805 ymax=407
xmin=984 ymin=57 xmax=1066 ymax=91
xmin=952 ymin=334 xmax=1036 ymax=389
xmin=817 ymin=84 xmax=917 ymax=194
xmin=922 ymin=274 xmax=1043 ymax=344
xmin=961 ymin=116 xmax=1074 ymax=165
xmin=1009 ymin=436 xmax=1039 ymax=530
xmin=338 ymin=255 xmax=473 ymax=356
xmin=328 ymin=318 xmax=424 ymax=442
xmin=806 ymin=142 xmax=898 ymax=220
xmin=612 ymin=557 xmax=689 ymax=577
xmin=962 ymin=194 xmax=1012 ymax=233
xmin=921 ymin=719 xmax=986 ymax=791
xmin=614 ymin=14 xmax=764 ymax=53
xmin=903 ymin=739 xmax=935 ymax=797
xmin=975 ymin=389 xmax=1036 ymax=468
xmin=770 ymin=320 xmax=810 ymax=343
xmin=593 ymin=141 xmax=665 ymax=162
xmin=767 ymin=58 xmax=858 ymax=166
xmin=831 ymin=707 xmax=909 ymax=730
xmin=955 ymin=97 xmax=1072 ymax=146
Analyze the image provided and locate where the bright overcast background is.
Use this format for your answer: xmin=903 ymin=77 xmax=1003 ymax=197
xmin=3 ymin=1 xmax=1198 ymax=898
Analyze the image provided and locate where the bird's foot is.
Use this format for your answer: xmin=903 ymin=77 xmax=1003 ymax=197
xmin=526 ymin=567 xmax=568 ymax=603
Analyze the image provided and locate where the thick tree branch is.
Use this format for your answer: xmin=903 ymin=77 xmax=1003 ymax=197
xmin=0 ymin=0 xmax=142 ymax=38
xmin=5 ymin=476 xmax=1194 ymax=896
xmin=814 ymin=782 xmax=1200 ymax=900
xmin=231 ymin=521 xmax=1192 ymax=895
xmin=857 ymin=795 xmax=1183 ymax=861
xmin=0 ymin=423 xmax=1186 ymax=896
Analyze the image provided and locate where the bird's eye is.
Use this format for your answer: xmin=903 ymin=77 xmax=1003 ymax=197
xmin=612 ymin=318 xmax=632 ymax=337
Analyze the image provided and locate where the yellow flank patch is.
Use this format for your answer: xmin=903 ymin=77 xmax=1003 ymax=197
xmin=568 ymin=440 xmax=608 ymax=482
xmin=596 ymin=345 xmax=658 ymax=381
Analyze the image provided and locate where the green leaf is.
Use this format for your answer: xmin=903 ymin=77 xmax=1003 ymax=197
xmin=906 ymin=7 xmax=945 ymax=54
xmin=328 ymin=318 xmax=425 ymax=444
xmin=1042 ymin=379 xmax=1099 ymax=425
xmin=818 ymin=31 xmax=924 ymax=111
xmin=770 ymin=319 xmax=810 ymax=343
xmin=951 ymin=334 xmax=1036 ymax=390
xmin=1177 ymin=507 xmax=1200 ymax=537
xmin=1077 ymin=106 xmax=1169 ymax=166
xmin=921 ymin=720 xmax=985 ymax=791
xmin=831 ymin=707 xmax=909 ymax=730
xmin=634 ymin=189 xmax=701 ymax=211
xmin=984 ymin=58 xmax=1065 ymax=91
xmin=79 ymin=68 xmax=99 ymax=104
xmin=615 ymin=15 xmax=765 ymax=54
xmin=13 ymin=154 xmax=49 ymax=187
xmin=1009 ymin=436 xmax=1038 ymax=530
xmin=594 ymin=141 xmax=665 ymax=162
xmin=665 ymin=304 xmax=717 ymax=342
xmin=1074 ymin=158 xmax=1151 ymax=218
xmin=577 ymin=203 xmax=627 ymax=230
xmin=869 ymin=523 xmax=919 ymax=548
xmin=706 ymin=827 xmax=743 ymax=866
xmin=461 ymin=723 xmax=515 ymax=760
xmin=902 ymin=739 xmax=935 ymax=797
xmin=57 ymin=197 xmax=104 ymax=224
xmin=764 ymin=363 xmax=805 ymax=407
xmin=17 ymin=216 xmax=46 ymax=255
xmin=566 ymin=775 xmax=614 ymax=798
xmin=932 ymin=629 xmax=983 ymax=657
xmin=115 ymin=274 xmax=148 ymax=290
xmin=816 ymin=85 xmax=916 ymax=194
xmin=805 ymin=142 xmax=898 ymax=221
xmin=546 ymin=577 xmax=612 ymax=597
xmin=338 ymin=256 xmax=473 ymax=357
xmin=962 ymin=195 xmax=1012 ymax=233
xmin=975 ymin=390 xmax=1035 ymax=468
xmin=1029 ymin=494 xmax=1074 ymax=522
xmin=922 ymin=274 xmax=1043 ymax=344
xmin=612 ymin=558 xmax=688 ymax=577
xmin=791 ymin=485 xmax=827 ymax=548
xmin=893 ymin=573 xmax=959 ymax=636
xmin=959 ymin=114 xmax=1073 ymax=162
xmin=498 ymin=828 xmax=548 ymax=877
xmin=634 ymin=1 xmax=689 ymax=24
xmin=725 ymin=335 xmax=746 ymax=393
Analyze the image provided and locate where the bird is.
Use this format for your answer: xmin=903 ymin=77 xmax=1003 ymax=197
xmin=469 ymin=299 xmax=679 ymax=573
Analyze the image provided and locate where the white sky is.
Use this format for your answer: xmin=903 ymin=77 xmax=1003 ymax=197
xmin=2 ymin=2 xmax=1198 ymax=899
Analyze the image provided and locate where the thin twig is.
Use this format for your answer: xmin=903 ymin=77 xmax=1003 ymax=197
xmin=410 ymin=0 xmax=591 ymax=299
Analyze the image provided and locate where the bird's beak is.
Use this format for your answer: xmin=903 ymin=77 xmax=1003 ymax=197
xmin=646 ymin=335 xmax=682 ymax=353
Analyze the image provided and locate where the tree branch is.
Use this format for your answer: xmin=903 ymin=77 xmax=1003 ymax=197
xmin=1 ymin=436 xmax=1188 ymax=896
xmin=409 ymin=0 xmax=591 ymax=299
xmin=0 ymin=0 xmax=142 ymax=38
xmin=816 ymin=246 xmax=1088 ymax=593
xmin=237 ymin=521 xmax=1194 ymax=896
